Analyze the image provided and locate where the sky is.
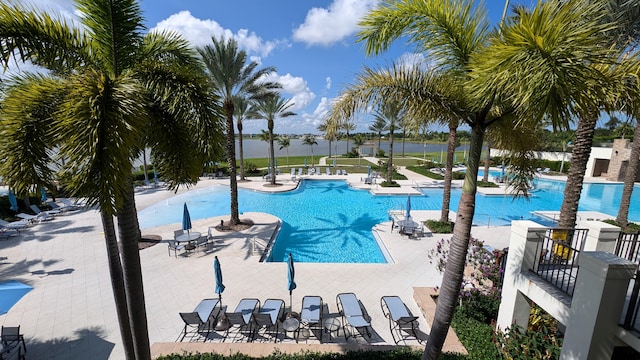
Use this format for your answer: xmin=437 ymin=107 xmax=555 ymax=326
xmin=13 ymin=0 xmax=534 ymax=134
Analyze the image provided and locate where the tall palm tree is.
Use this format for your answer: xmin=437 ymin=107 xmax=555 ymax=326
xmin=0 ymin=1 xmax=224 ymax=359
xmin=369 ymin=116 xmax=388 ymax=153
xmin=345 ymin=1 xmax=616 ymax=358
xmin=302 ymin=135 xmax=318 ymax=167
xmin=353 ymin=134 xmax=365 ymax=167
xmin=234 ymin=95 xmax=252 ymax=181
xmin=248 ymin=95 xmax=295 ymax=185
xmin=198 ymin=37 xmax=280 ymax=224
xmin=373 ymin=101 xmax=404 ymax=184
xmin=277 ymin=135 xmax=291 ymax=168
xmin=343 ymin=120 xmax=356 ymax=154
xmin=317 ymin=121 xmax=332 ymax=158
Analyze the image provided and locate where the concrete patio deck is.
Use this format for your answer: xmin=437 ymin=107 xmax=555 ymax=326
xmin=0 ymin=172 xmax=514 ymax=359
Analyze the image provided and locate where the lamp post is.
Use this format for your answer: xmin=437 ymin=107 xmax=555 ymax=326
xmin=423 ymin=141 xmax=426 ymax=162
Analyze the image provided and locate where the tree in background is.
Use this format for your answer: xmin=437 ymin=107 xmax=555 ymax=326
xmin=277 ymin=135 xmax=291 ymax=168
xmin=302 ymin=135 xmax=318 ymax=167
xmin=234 ymin=95 xmax=252 ymax=181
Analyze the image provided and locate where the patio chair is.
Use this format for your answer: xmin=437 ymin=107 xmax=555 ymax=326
xmin=307 ymin=168 xmax=314 ymax=176
xmin=178 ymin=298 xmax=220 ymax=341
xmin=336 ymin=293 xmax=371 ymax=340
xmin=325 ymin=168 xmax=331 ymax=175
xmin=0 ymin=219 xmax=29 ymax=231
xmin=30 ymin=204 xmax=61 ymax=217
xmin=1 ymin=326 xmax=26 ymax=359
xmin=380 ymin=296 xmax=422 ymax=344
xmin=300 ymin=295 xmax=323 ymax=343
xmin=222 ymin=298 xmax=260 ymax=342
xmin=290 ymin=168 xmax=296 ymax=180
xmin=253 ymin=299 xmax=284 ymax=342
xmin=173 ymin=229 xmax=184 ymax=239
xmin=297 ymin=168 xmax=303 ymax=177
xmin=315 ymin=167 xmax=320 ymax=175
xmin=168 ymin=240 xmax=184 ymax=257
xmin=342 ymin=169 xmax=348 ymax=175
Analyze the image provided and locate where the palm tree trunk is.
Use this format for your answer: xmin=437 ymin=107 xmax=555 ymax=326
xmin=387 ymin=130 xmax=394 ymax=183
xmin=117 ymin=186 xmax=151 ymax=360
xmin=237 ymin=120 xmax=245 ymax=181
xmin=483 ymin=139 xmax=491 ymax=183
xmin=268 ymin=120 xmax=276 ymax=185
xmin=424 ymin=123 xmax=484 ymax=360
xmin=328 ymin=138 xmax=332 ymax=158
xmin=142 ymin=150 xmax=148 ymax=182
xmin=225 ymin=101 xmax=240 ymax=224
xmin=101 ymin=212 xmax=135 ymax=359
xmin=378 ymin=132 xmax=382 ymax=150
xmin=401 ymin=129 xmax=406 ymax=157
xmin=558 ymin=111 xmax=598 ymax=228
xmin=616 ymin=121 xmax=640 ymax=227
xmin=440 ymin=124 xmax=457 ymax=222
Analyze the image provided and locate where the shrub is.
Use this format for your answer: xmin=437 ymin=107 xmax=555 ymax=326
xmin=380 ymin=181 xmax=401 ymax=187
xmin=494 ymin=324 xmax=562 ymax=360
xmin=156 ymin=348 xmax=428 ymax=360
xmin=425 ymin=220 xmax=453 ymax=233
xmin=603 ymin=219 xmax=640 ymax=233
xmin=377 ymin=149 xmax=386 ymax=157
xmin=452 ymin=308 xmax=501 ymax=359
xmin=244 ymin=162 xmax=258 ymax=173
xmin=477 ymin=181 xmax=498 ymax=188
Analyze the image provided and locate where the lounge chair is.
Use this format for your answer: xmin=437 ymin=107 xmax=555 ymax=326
xmin=380 ymin=296 xmax=422 ymax=344
xmin=300 ymin=295 xmax=323 ymax=343
xmin=222 ymin=298 xmax=260 ymax=342
xmin=342 ymin=169 xmax=348 ymax=175
xmin=307 ymin=168 xmax=314 ymax=176
xmin=316 ymin=167 xmax=321 ymax=175
xmin=290 ymin=168 xmax=296 ymax=180
xmin=16 ymin=213 xmax=51 ymax=223
xmin=325 ymin=168 xmax=331 ymax=175
xmin=1 ymin=326 xmax=26 ymax=359
xmin=30 ymin=205 xmax=61 ymax=217
xmin=297 ymin=168 xmax=303 ymax=177
xmin=0 ymin=219 xmax=30 ymax=231
xmin=46 ymin=201 xmax=78 ymax=213
xmin=59 ymin=198 xmax=81 ymax=210
xmin=336 ymin=292 xmax=371 ymax=340
xmin=178 ymin=298 xmax=221 ymax=341
xmin=253 ymin=298 xmax=284 ymax=342
xmin=335 ymin=169 xmax=342 ymax=175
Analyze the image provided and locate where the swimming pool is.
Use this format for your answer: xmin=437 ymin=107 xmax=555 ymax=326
xmin=137 ymin=179 xmax=640 ymax=263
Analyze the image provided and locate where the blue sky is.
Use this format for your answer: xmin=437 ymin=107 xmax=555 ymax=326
xmin=17 ymin=0 xmax=534 ymax=134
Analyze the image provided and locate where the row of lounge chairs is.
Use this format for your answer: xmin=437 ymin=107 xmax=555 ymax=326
xmin=178 ymin=293 xmax=422 ymax=344
xmin=290 ymin=168 xmax=349 ymax=180
xmin=0 ymin=199 xmax=80 ymax=238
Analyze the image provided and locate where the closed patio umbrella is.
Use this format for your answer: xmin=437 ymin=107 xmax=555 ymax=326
xmin=287 ymin=253 xmax=297 ymax=314
xmin=182 ymin=203 xmax=192 ymax=235
xmin=214 ymin=256 xmax=225 ymax=303
xmin=8 ymin=190 xmax=18 ymax=212
xmin=406 ymin=195 xmax=411 ymax=219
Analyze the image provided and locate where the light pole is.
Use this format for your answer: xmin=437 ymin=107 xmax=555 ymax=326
xmin=423 ymin=141 xmax=426 ymax=162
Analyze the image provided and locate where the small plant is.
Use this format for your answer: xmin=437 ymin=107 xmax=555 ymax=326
xmin=494 ymin=324 xmax=562 ymax=360
xmin=425 ymin=220 xmax=454 ymax=233
xmin=243 ymin=161 xmax=258 ymax=173
xmin=377 ymin=149 xmax=386 ymax=157
xmin=477 ymin=180 xmax=498 ymax=188
xmin=380 ymin=181 xmax=400 ymax=187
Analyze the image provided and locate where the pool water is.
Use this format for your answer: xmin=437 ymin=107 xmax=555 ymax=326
xmin=137 ymin=179 xmax=640 ymax=263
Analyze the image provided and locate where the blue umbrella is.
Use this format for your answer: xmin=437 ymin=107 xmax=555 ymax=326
xmin=0 ymin=281 xmax=32 ymax=315
xmin=214 ymin=256 xmax=225 ymax=303
xmin=287 ymin=253 xmax=297 ymax=311
xmin=367 ymin=165 xmax=371 ymax=177
xmin=182 ymin=203 xmax=192 ymax=234
xmin=406 ymin=195 xmax=411 ymax=219
xmin=40 ymin=186 xmax=47 ymax=202
xmin=8 ymin=190 xmax=18 ymax=212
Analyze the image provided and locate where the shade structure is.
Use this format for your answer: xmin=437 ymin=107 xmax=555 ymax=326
xmin=405 ymin=195 xmax=411 ymax=219
xmin=0 ymin=281 xmax=32 ymax=315
xmin=214 ymin=256 xmax=225 ymax=303
xmin=287 ymin=253 xmax=297 ymax=310
xmin=40 ymin=186 xmax=47 ymax=202
xmin=182 ymin=203 xmax=192 ymax=233
xmin=8 ymin=190 xmax=18 ymax=212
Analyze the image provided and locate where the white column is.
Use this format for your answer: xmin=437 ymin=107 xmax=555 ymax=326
xmin=577 ymin=220 xmax=620 ymax=253
xmin=560 ymin=252 xmax=635 ymax=360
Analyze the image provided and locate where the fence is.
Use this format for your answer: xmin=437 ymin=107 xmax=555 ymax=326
xmin=616 ymin=232 xmax=640 ymax=330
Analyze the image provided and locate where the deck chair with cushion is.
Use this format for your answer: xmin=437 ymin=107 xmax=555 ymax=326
xmin=222 ymin=298 xmax=260 ymax=342
xmin=178 ymin=298 xmax=221 ymax=341
xmin=1 ymin=326 xmax=26 ymax=359
xmin=253 ymin=298 xmax=284 ymax=342
xmin=290 ymin=168 xmax=296 ymax=181
xmin=380 ymin=296 xmax=423 ymax=344
xmin=0 ymin=219 xmax=29 ymax=231
xmin=336 ymin=292 xmax=371 ymax=340
xmin=16 ymin=212 xmax=51 ymax=223
xmin=300 ymin=295 xmax=323 ymax=343
xmin=30 ymin=204 xmax=61 ymax=217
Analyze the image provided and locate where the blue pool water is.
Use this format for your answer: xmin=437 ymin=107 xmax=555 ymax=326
xmin=138 ymin=179 xmax=640 ymax=263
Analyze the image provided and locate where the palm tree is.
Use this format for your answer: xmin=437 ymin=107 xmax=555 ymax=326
xmin=277 ymin=135 xmax=291 ymax=168
xmin=344 ymin=1 xmax=617 ymax=358
xmin=0 ymin=1 xmax=224 ymax=359
xmin=234 ymin=95 xmax=252 ymax=181
xmin=302 ymin=135 xmax=318 ymax=167
xmin=373 ymin=102 xmax=404 ymax=184
xmin=343 ymin=120 xmax=357 ymax=155
xmin=198 ymin=37 xmax=280 ymax=224
xmin=353 ymin=134 xmax=365 ymax=167
xmin=369 ymin=116 xmax=388 ymax=151
xmin=248 ymin=94 xmax=295 ymax=185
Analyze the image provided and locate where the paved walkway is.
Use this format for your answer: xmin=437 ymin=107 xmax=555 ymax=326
xmin=0 ymin=169 xmax=520 ymax=359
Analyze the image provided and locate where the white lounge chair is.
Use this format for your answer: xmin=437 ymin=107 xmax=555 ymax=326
xmin=336 ymin=292 xmax=371 ymax=340
xmin=290 ymin=168 xmax=296 ymax=180
xmin=254 ymin=298 xmax=284 ymax=342
xmin=316 ymin=167 xmax=321 ymax=175
xmin=178 ymin=298 xmax=221 ymax=341
xmin=17 ymin=212 xmax=52 ymax=223
xmin=381 ymin=296 xmax=422 ymax=344
xmin=297 ymin=168 xmax=303 ymax=177
xmin=325 ymin=168 xmax=331 ymax=175
xmin=300 ymin=295 xmax=323 ymax=343
xmin=30 ymin=204 xmax=61 ymax=217
xmin=0 ymin=219 xmax=30 ymax=230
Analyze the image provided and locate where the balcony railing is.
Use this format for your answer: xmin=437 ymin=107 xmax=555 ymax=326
xmin=615 ymin=232 xmax=640 ymax=330
xmin=531 ymin=228 xmax=588 ymax=297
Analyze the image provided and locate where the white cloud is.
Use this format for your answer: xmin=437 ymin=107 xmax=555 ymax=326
xmin=302 ymin=97 xmax=332 ymax=128
xmin=293 ymin=0 xmax=379 ymax=46
xmin=325 ymin=77 xmax=332 ymax=90
xmin=152 ymin=11 xmax=287 ymax=57
xmin=261 ymin=73 xmax=316 ymax=112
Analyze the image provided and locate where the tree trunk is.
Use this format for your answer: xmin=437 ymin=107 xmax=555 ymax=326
xmin=142 ymin=150 xmax=148 ymax=182
xmin=401 ymin=129 xmax=406 ymax=157
xmin=225 ymin=100 xmax=240 ymax=224
xmin=387 ymin=129 xmax=394 ymax=183
xmin=101 ymin=212 xmax=135 ymax=359
xmin=117 ymin=186 xmax=151 ymax=360
xmin=378 ymin=132 xmax=382 ymax=151
xmin=328 ymin=138 xmax=332 ymax=158
xmin=558 ymin=111 xmax=598 ymax=228
xmin=268 ymin=119 xmax=276 ymax=185
xmin=346 ymin=131 xmax=350 ymax=154
xmin=483 ymin=139 xmax=491 ymax=183
xmin=424 ymin=123 xmax=484 ymax=360
xmin=616 ymin=121 xmax=640 ymax=227
xmin=237 ymin=120 xmax=245 ymax=181
xmin=440 ymin=124 xmax=457 ymax=222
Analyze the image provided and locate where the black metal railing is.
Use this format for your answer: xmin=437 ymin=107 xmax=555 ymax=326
xmin=532 ymin=228 xmax=588 ymax=297
xmin=615 ymin=232 xmax=640 ymax=330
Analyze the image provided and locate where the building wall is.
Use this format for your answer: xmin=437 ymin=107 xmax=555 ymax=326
xmin=607 ymin=139 xmax=632 ymax=181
